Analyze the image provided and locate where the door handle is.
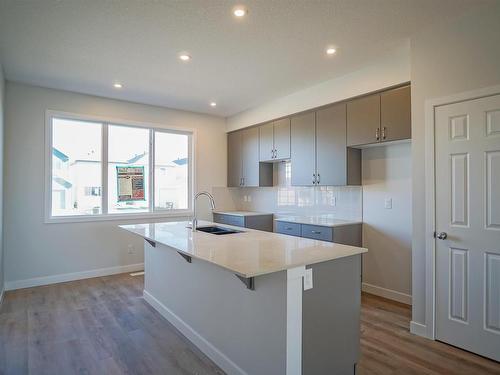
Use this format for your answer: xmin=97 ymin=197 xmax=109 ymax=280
xmin=436 ymin=232 xmax=448 ymax=240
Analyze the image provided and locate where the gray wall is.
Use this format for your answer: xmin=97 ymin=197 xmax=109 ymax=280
xmin=0 ymin=65 xmax=4 ymax=295
xmin=4 ymin=82 xmax=226 ymax=287
xmin=362 ymin=143 xmax=412 ymax=301
xmin=410 ymin=2 xmax=500 ymax=325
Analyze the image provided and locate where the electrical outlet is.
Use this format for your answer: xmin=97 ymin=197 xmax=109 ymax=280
xmin=384 ymin=198 xmax=393 ymax=209
xmin=304 ymin=268 xmax=313 ymax=290
xmin=127 ymin=244 xmax=135 ymax=254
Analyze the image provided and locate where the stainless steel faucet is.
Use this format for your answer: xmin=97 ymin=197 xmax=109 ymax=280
xmin=192 ymin=191 xmax=216 ymax=231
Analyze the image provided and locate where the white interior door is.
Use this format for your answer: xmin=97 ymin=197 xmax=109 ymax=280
xmin=435 ymin=93 xmax=500 ymax=361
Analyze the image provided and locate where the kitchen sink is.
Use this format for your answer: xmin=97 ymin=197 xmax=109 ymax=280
xmin=195 ymin=226 xmax=242 ymax=235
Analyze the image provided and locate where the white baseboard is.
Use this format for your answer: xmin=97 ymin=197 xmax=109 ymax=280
xmin=362 ymin=282 xmax=412 ymax=305
xmin=143 ymin=290 xmax=247 ymax=375
xmin=5 ymin=263 xmax=144 ymax=291
xmin=410 ymin=321 xmax=430 ymax=338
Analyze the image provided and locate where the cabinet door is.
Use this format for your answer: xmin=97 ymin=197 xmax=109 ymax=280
xmin=380 ymin=85 xmax=411 ymax=142
xmin=316 ymin=103 xmax=347 ymax=186
xmin=347 ymin=94 xmax=380 ymax=146
xmin=227 ymin=131 xmax=242 ymax=187
xmin=259 ymin=122 xmax=274 ymax=161
xmin=273 ymin=118 xmax=291 ymax=160
xmin=291 ymin=112 xmax=316 ymax=186
xmin=241 ymin=127 xmax=260 ymax=187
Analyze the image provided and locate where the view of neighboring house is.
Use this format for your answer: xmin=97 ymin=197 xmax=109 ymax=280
xmin=52 ymin=147 xmax=188 ymax=216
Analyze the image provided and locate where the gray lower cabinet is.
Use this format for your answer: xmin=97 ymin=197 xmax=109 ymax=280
xmin=291 ymin=104 xmax=361 ymax=186
xmin=213 ymin=213 xmax=273 ymax=232
xmin=227 ymin=127 xmax=273 ymax=187
xmin=276 ymin=221 xmax=362 ymax=247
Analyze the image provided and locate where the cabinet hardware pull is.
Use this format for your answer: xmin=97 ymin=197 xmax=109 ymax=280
xmin=375 ymin=128 xmax=380 ymax=141
xmin=313 ymin=173 xmax=316 ymax=184
xmin=286 ymin=227 xmax=293 ymax=230
xmin=274 ymin=149 xmax=277 ymax=158
xmin=311 ymin=231 xmax=321 ymax=234
xmin=317 ymin=173 xmax=320 ymax=184
xmin=271 ymin=149 xmax=274 ymax=159
xmin=382 ymin=126 xmax=387 ymax=140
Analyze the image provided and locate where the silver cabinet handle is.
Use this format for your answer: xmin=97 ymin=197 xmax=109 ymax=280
xmin=436 ymin=232 xmax=447 ymax=240
xmin=271 ymin=149 xmax=274 ymax=159
xmin=382 ymin=126 xmax=387 ymax=140
xmin=286 ymin=227 xmax=293 ymax=230
xmin=311 ymin=230 xmax=321 ymax=234
xmin=313 ymin=173 xmax=316 ymax=185
xmin=376 ymin=128 xmax=380 ymax=141
xmin=317 ymin=173 xmax=320 ymax=184
xmin=274 ymin=149 xmax=278 ymax=158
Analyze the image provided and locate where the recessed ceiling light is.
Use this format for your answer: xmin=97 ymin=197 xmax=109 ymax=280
xmin=210 ymin=102 xmax=217 ymax=107
xmin=326 ymin=47 xmax=337 ymax=55
xmin=179 ymin=54 xmax=191 ymax=61
xmin=113 ymin=83 xmax=123 ymax=89
xmin=233 ymin=7 xmax=247 ymax=17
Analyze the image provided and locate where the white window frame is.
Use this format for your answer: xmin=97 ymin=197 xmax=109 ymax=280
xmin=45 ymin=110 xmax=195 ymax=223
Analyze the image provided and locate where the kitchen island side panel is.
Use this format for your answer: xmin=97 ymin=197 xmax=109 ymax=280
xmin=302 ymin=255 xmax=362 ymax=375
xmin=144 ymin=240 xmax=287 ymax=375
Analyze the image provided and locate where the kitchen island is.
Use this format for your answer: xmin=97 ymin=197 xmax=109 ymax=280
xmin=120 ymin=220 xmax=367 ymax=375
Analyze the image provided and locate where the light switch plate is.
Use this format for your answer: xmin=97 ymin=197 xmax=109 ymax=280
xmin=304 ymin=268 xmax=313 ymax=290
xmin=384 ymin=198 xmax=392 ymax=209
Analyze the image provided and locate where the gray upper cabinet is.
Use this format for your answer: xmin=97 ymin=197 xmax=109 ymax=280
xmin=346 ymin=93 xmax=381 ymax=147
xmin=273 ymin=118 xmax=291 ymax=160
xmin=241 ymin=127 xmax=260 ymax=187
xmin=291 ymin=104 xmax=361 ymax=187
xmin=259 ymin=118 xmax=291 ymax=162
xmin=259 ymin=122 xmax=274 ymax=162
xmin=347 ymin=85 xmax=411 ymax=147
xmin=380 ymin=85 xmax=411 ymax=142
xmin=227 ymin=128 xmax=273 ymax=188
xmin=316 ymin=103 xmax=347 ymax=186
xmin=227 ymin=131 xmax=243 ymax=187
xmin=291 ymin=112 xmax=316 ymax=186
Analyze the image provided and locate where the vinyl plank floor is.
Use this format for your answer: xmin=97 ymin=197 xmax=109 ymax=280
xmin=1 ymin=274 xmax=499 ymax=374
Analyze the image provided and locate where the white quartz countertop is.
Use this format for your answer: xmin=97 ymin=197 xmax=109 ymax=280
xmin=275 ymin=215 xmax=362 ymax=228
xmin=120 ymin=220 xmax=367 ymax=278
xmin=213 ymin=211 xmax=273 ymax=217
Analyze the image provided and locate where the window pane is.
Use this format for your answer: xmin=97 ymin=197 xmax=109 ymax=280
xmin=108 ymin=125 xmax=150 ymax=213
xmin=52 ymin=118 xmax=102 ymax=216
xmin=154 ymin=131 xmax=189 ymax=210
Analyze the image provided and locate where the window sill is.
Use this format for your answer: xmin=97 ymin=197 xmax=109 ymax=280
xmin=45 ymin=210 xmax=194 ymax=224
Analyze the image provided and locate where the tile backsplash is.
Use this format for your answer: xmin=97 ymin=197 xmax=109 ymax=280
xmin=212 ymin=161 xmax=362 ymax=220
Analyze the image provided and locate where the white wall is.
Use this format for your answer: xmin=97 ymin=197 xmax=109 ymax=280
xmin=0 ymin=65 xmax=4 ymax=297
xmin=226 ymin=44 xmax=410 ymax=131
xmin=410 ymin=2 xmax=500 ymax=327
xmin=4 ymin=82 xmax=227 ymax=288
xmin=361 ymin=143 xmax=412 ymax=304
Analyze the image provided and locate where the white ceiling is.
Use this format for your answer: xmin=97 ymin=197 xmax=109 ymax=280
xmin=0 ymin=0 xmax=490 ymax=117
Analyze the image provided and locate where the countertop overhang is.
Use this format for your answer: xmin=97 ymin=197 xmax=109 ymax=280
xmin=120 ymin=220 xmax=367 ymax=278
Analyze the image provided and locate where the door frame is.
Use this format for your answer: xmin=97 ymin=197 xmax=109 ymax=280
xmin=423 ymin=84 xmax=500 ymax=340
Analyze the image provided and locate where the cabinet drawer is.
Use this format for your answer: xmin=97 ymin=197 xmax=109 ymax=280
xmin=301 ymin=224 xmax=333 ymax=242
xmin=275 ymin=221 xmax=301 ymax=237
xmin=213 ymin=214 xmax=245 ymax=228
